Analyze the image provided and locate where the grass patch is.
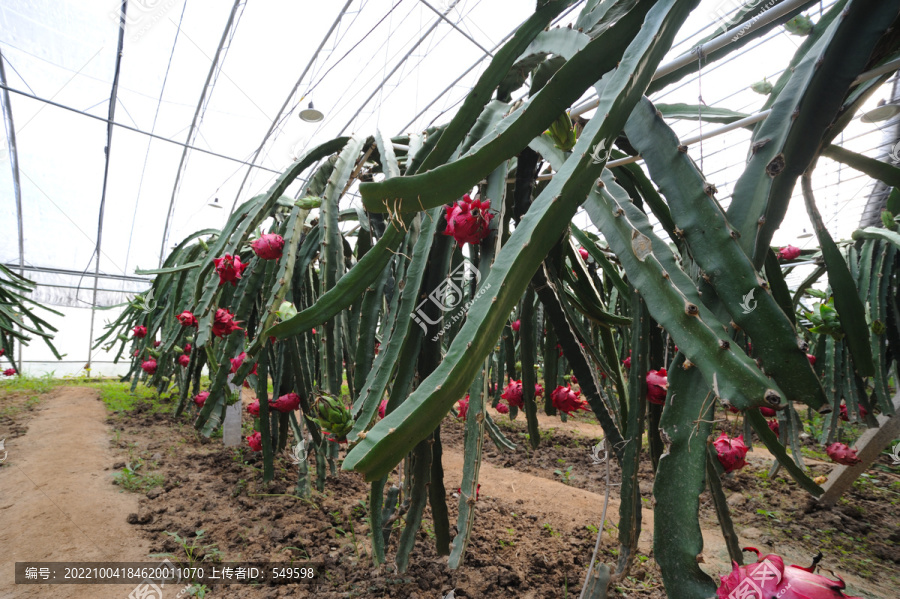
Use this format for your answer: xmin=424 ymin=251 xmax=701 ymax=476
xmin=112 ymin=457 xmax=165 ymax=492
xmin=79 ymin=381 xmax=158 ymax=412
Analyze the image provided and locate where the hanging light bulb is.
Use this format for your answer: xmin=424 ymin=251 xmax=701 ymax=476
xmin=299 ymin=101 xmax=325 ymax=123
xmin=797 ymin=228 xmax=813 ymax=239
xmin=208 ymin=197 xmax=223 ymax=209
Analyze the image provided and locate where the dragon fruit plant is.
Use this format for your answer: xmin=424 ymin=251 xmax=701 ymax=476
xmin=92 ymin=0 xmax=900 ymax=596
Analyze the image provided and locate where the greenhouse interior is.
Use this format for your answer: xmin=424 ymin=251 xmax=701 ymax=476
xmin=3 ymin=0 xmax=900 ymax=597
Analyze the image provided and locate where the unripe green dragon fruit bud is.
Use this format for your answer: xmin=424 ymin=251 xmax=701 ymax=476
xmin=882 ymin=209 xmax=897 ymax=230
xmin=750 ymin=78 xmax=773 ymax=95
xmin=784 ymin=14 xmax=813 ymax=36
xmin=198 ymin=238 xmax=209 ymax=251
xmin=277 ymin=301 xmax=298 ymax=321
xmin=545 ymin=112 xmax=577 ymax=152
xmin=311 ymin=394 xmax=355 ymax=440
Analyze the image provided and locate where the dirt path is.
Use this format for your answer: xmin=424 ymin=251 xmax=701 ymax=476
xmin=0 ymin=387 xmax=150 ymax=599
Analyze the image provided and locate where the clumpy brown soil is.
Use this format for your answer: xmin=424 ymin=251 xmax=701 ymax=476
xmin=2 ymin=386 xmax=899 ymax=598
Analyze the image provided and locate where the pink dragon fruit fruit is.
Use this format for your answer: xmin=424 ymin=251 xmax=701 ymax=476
xmin=767 ymin=419 xmax=779 ymax=436
xmin=551 ymin=384 xmax=589 ymax=415
xmin=378 ymin=399 xmax=387 ymax=419
xmin=758 ymin=406 xmax=777 ymax=417
xmin=501 ymin=380 xmax=524 ymax=409
xmin=213 ymin=253 xmax=248 ymax=286
xmin=247 ymin=431 xmax=263 ymax=452
xmin=457 ymin=395 xmax=469 ymax=420
xmin=717 ymin=548 xmax=862 ymax=599
xmin=646 ymin=368 xmax=668 ymax=405
xmin=3 ymin=368 xmax=17 ymax=376
xmin=578 ymin=247 xmax=589 ymax=260
xmin=495 ymin=402 xmax=509 ymax=415
xmin=141 ymin=359 xmax=157 ymax=375
xmin=713 ymin=432 xmax=748 ymax=473
xmin=177 ymin=354 xmax=190 ymax=368
xmin=571 ymin=374 xmax=578 ymax=385
xmin=193 ymin=391 xmax=209 ymax=407
xmin=622 ymin=355 xmax=631 ymax=370
xmin=777 ymin=245 xmax=801 ymax=261
xmin=807 ymin=353 xmax=816 ymax=366
xmin=443 ymin=194 xmax=494 ymax=245
xmin=251 ymin=233 xmax=285 ymax=260
xmin=826 ymin=443 xmax=861 ymax=466
xmin=176 ymin=310 xmax=198 ymax=327
xmin=133 ymin=325 xmax=147 ymax=338
xmin=271 ymin=392 xmax=301 ymax=413
xmin=839 ymin=403 xmax=868 ymax=422
xmin=211 ymin=308 xmax=242 ymax=338
xmin=183 ymin=343 xmax=192 ymax=355
xmin=229 ymin=351 xmax=258 ymax=376
xmin=247 ymin=399 xmax=260 ymax=416
xmin=511 ymin=319 xmax=521 ymax=332
xmin=534 ymin=383 xmax=544 ymax=398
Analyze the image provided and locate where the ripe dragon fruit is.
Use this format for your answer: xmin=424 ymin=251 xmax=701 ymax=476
xmin=646 ymin=368 xmax=668 ymax=405
xmin=443 ymin=194 xmax=494 ymax=245
xmin=578 ymin=247 xmax=589 ymax=261
xmin=193 ymin=391 xmax=209 ymax=407
xmin=807 ymin=353 xmax=817 ymax=366
xmin=378 ymin=399 xmax=387 ymax=419
xmin=622 ymin=355 xmax=631 ymax=370
xmin=141 ymin=359 xmax=157 ymax=375
xmin=511 ymin=319 xmax=521 ymax=332
xmin=457 ymin=395 xmax=469 ymax=420
xmin=767 ymin=419 xmax=780 ymax=436
xmin=247 ymin=399 xmax=260 ymax=416
xmin=213 ymin=253 xmax=248 ymax=286
xmin=713 ymin=432 xmax=748 ymax=473
xmin=251 ymin=233 xmax=285 ymax=260
xmin=177 ymin=354 xmax=190 ymax=368
xmin=176 ymin=310 xmax=198 ymax=327
xmin=758 ymin=406 xmax=777 ymax=417
xmin=777 ymin=245 xmax=802 ymax=261
xmin=133 ymin=325 xmax=147 ymax=338
xmin=495 ymin=402 xmax=509 ymax=415
xmin=229 ymin=351 xmax=258 ymax=376
xmin=247 ymin=431 xmax=263 ymax=452
xmin=501 ymin=380 xmax=524 ymax=409
xmin=272 ymin=392 xmax=301 ymax=413
xmin=184 ymin=343 xmax=192 ymax=355
xmin=0 ymin=348 xmax=5 ymax=356
xmin=717 ymin=548 xmax=862 ymax=599
xmin=211 ymin=308 xmax=242 ymax=338
xmin=534 ymin=383 xmax=544 ymax=398
xmin=3 ymin=368 xmax=17 ymax=376
xmin=571 ymin=374 xmax=578 ymax=385
xmin=153 ymin=340 xmax=162 ymax=348
xmin=839 ymin=403 xmax=868 ymax=422
xmin=826 ymin=443 xmax=861 ymax=466
xmin=551 ymin=384 xmax=589 ymax=415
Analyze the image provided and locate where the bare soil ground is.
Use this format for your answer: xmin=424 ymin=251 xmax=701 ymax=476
xmin=1 ymin=386 xmax=898 ymax=598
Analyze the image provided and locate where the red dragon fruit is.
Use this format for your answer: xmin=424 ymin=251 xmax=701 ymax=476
xmin=211 ymin=308 xmax=242 ymax=338
xmin=193 ymin=391 xmax=209 ymax=407
xmin=153 ymin=340 xmax=162 ymax=348
xmin=713 ymin=432 xmax=748 ymax=473
xmin=251 ymin=233 xmax=285 ymax=260
xmin=551 ymin=384 xmax=589 ymax=415
xmin=839 ymin=403 xmax=868 ymax=422
xmin=247 ymin=431 xmax=263 ymax=452
xmin=534 ymin=383 xmax=544 ymax=398
xmin=247 ymin=399 xmax=260 ymax=416
xmin=271 ymin=392 xmax=301 ymax=413
xmin=457 ymin=395 xmax=469 ymax=420
xmin=571 ymin=374 xmax=578 ymax=385
xmin=622 ymin=355 xmax=631 ymax=370
xmin=133 ymin=325 xmax=147 ymax=338
xmin=177 ymin=354 xmax=190 ymax=368
xmin=213 ymin=253 xmax=248 ymax=286
xmin=578 ymin=247 xmax=589 ymax=261
xmin=495 ymin=402 xmax=509 ymax=415
xmin=229 ymin=352 xmax=258 ymax=376
xmin=184 ymin=343 xmax=192 ymax=355
xmin=767 ymin=419 xmax=780 ymax=436
xmin=141 ymin=359 xmax=157 ymax=375
xmin=646 ymin=369 xmax=668 ymax=405
xmin=0 ymin=348 xmax=5 ymax=356
xmin=777 ymin=245 xmax=801 ymax=261
xmin=3 ymin=368 xmax=17 ymax=377
xmin=511 ymin=319 xmax=521 ymax=332
xmin=176 ymin=310 xmax=198 ymax=327
xmin=501 ymin=380 xmax=524 ymax=409
xmin=378 ymin=399 xmax=387 ymax=419
xmin=717 ymin=548 xmax=862 ymax=599
xmin=826 ymin=443 xmax=861 ymax=466
xmin=444 ymin=194 xmax=494 ymax=245
xmin=807 ymin=353 xmax=816 ymax=366
xmin=758 ymin=406 xmax=777 ymax=417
